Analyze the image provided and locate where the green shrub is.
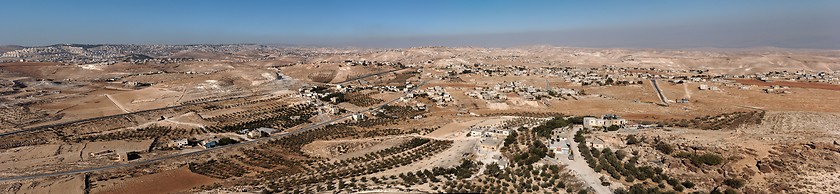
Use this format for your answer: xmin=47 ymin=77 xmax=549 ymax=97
xmin=654 ymin=142 xmax=674 ymax=154
xmin=681 ymin=180 xmax=695 ymax=188
xmin=674 ymin=184 xmax=685 ymax=192
xmin=724 ymin=188 xmax=738 ymax=194
xmin=697 ymin=153 xmax=724 ymax=165
xmin=217 ymin=137 xmax=239 ymax=146
xmin=724 ymin=178 xmax=745 ymax=189
xmin=626 ymin=135 xmax=639 ymax=145
xmin=667 ymin=178 xmax=680 ymax=187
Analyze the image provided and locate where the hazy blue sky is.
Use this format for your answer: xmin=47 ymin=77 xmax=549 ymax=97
xmin=1 ymin=0 xmax=838 ymax=48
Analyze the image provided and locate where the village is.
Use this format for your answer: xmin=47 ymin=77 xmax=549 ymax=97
xmin=0 ymin=45 xmax=838 ymax=194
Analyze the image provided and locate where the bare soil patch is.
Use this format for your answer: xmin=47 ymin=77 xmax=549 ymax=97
xmin=92 ymin=167 xmax=217 ymax=194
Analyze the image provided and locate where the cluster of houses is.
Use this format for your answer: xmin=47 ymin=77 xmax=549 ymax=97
xmin=466 ymin=88 xmax=507 ymax=102
xmin=763 ymin=85 xmax=792 ymax=94
xmin=753 ymin=71 xmax=839 ymax=84
xmin=166 ymin=127 xmax=280 ymax=149
xmin=698 ymin=84 xmax=721 ymax=91
xmin=417 ymin=86 xmax=453 ymax=106
xmin=564 ymin=71 xmax=643 ymax=86
xmin=582 ymin=114 xmax=627 ymax=129
xmin=300 ymin=83 xmax=418 ymax=104
xmin=238 ymin=127 xmax=278 ymax=139
xmin=469 ymin=125 xmax=513 ymax=151
xmin=464 ymin=81 xmax=581 ymax=102
xmin=547 ymin=126 xmax=575 ymax=156
xmin=469 ymin=125 xmax=512 ymax=169
xmin=545 ymin=125 xmax=607 ymax=159
xmin=0 ymin=44 xmax=242 ymax=64
xmin=344 ymin=60 xmax=403 ymax=67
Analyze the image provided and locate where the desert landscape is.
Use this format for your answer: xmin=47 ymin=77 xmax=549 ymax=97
xmin=0 ymin=44 xmax=835 ymax=194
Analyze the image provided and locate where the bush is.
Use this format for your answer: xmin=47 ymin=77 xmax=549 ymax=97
xmin=616 ymin=150 xmax=628 ymax=161
xmin=568 ymin=116 xmax=585 ymax=124
xmin=674 ymin=184 xmax=685 ymax=192
xmin=625 ymin=175 xmax=635 ymax=182
xmin=614 ymin=188 xmax=629 ymax=194
xmin=218 ymin=137 xmax=239 ymax=146
xmin=625 ymin=135 xmax=639 ymax=145
xmin=533 ymin=116 xmax=571 ymax=138
xmin=682 ymin=180 xmax=695 ymax=188
xmin=676 ymin=152 xmax=724 ymax=166
xmin=724 ymin=188 xmax=738 ymax=194
xmin=697 ymin=153 xmax=724 ymax=165
xmin=654 ymin=142 xmax=674 ymax=154
xmin=504 ymin=130 xmax=517 ymax=147
xmin=667 ymin=178 xmax=680 ymax=187
xmin=675 ymin=151 xmax=694 ymax=158
xmin=574 ymin=130 xmax=586 ymax=143
xmin=723 ymin=178 xmax=745 ymax=189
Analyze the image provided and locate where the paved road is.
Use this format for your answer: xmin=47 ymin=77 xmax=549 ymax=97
xmin=0 ymin=79 xmax=432 ymax=182
xmin=650 ymin=79 xmax=668 ymax=105
xmin=554 ymin=127 xmax=613 ymax=194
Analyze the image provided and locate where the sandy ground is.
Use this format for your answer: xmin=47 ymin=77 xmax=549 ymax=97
xmin=425 ymin=118 xmax=483 ymax=138
xmin=303 ymin=137 xmax=388 ymax=160
xmin=82 ymin=140 xmax=153 ymax=160
xmin=106 ymin=87 xmax=183 ymax=112
xmin=105 ymin=94 xmax=130 ymax=113
xmin=0 ymin=144 xmax=85 ymax=173
xmin=92 ymin=167 xmax=218 ymax=194
xmin=10 ymin=175 xmax=85 ymax=194
xmin=50 ymin=94 xmax=127 ymax=121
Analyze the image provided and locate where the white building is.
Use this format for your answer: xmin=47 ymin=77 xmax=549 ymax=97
xmin=588 ymin=138 xmax=606 ymax=149
xmin=549 ymin=140 xmax=571 ymax=156
xmin=169 ymin=138 xmax=189 ymax=148
xmin=352 ymin=113 xmax=366 ymax=121
xmin=583 ymin=115 xmax=627 ymax=129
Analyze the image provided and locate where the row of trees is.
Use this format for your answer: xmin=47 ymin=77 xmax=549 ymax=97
xmin=359 ymin=127 xmax=438 ymax=137
xmin=204 ymin=103 xmax=316 ymax=133
xmin=264 ymin=139 xmax=453 ymax=190
xmin=344 ymin=92 xmax=384 ymax=107
xmin=441 ymin=163 xmax=583 ymax=194
xmin=532 ymin=116 xmax=572 ymax=138
xmin=666 ymin=111 xmax=765 ymax=130
xmin=578 ymin=130 xmax=702 ymax=193
xmin=189 ymin=159 xmax=247 ymax=179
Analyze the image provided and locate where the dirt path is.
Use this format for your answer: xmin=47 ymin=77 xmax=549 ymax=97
xmin=175 ymin=86 xmax=188 ymax=103
xmin=557 ymin=127 xmax=613 ymax=194
xmin=105 ymin=94 xmax=130 ymax=113
xmin=162 ymin=119 xmax=204 ymax=128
